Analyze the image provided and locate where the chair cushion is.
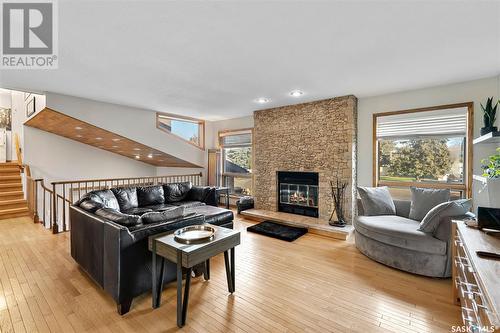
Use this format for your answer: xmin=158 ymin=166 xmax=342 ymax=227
xmin=95 ymin=208 xmax=141 ymax=227
xmin=111 ymin=187 xmax=138 ymax=211
xmin=355 ymin=215 xmax=446 ymax=255
xmin=89 ymin=190 xmax=120 ymax=211
xmin=357 ymin=186 xmax=396 ymax=216
xmin=141 ymin=207 xmax=186 ymax=224
xmin=144 ymin=203 xmax=176 ymax=211
xmin=170 ymin=201 xmax=206 ymax=209
xmin=164 ymin=182 xmax=192 ymax=203
xmin=186 ymin=205 xmax=234 ymax=226
xmin=121 ymin=207 xmax=153 ymax=216
xmin=419 ymin=199 xmax=472 ymax=233
xmin=409 ymin=187 xmax=450 ymax=221
xmin=137 ymin=185 xmax=165 ymax=206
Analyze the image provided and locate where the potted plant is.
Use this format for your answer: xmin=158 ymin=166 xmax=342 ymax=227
xmin=480 ymin=97 xmax=498 ymax=136
xmin=481 ymin=148 xmax=500 ymax=208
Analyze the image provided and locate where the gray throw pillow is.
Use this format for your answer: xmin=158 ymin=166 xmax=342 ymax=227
xmin=409 ymin=187 xmax=450 ymax=221
xmin=419 ymin=199 xmax=472 ymax=233
xmin=357 ymin=186 xmax=396 ymax=216
xmin=141 ymin=206 xmax=185 ymax=224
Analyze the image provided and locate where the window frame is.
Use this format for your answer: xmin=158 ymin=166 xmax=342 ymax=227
xmin=372 ymin=102 xmax=474 ymax=198
xmin=218 ymin=128 xmax=254 ymax=197
xmin=156 ymin=112 xmax=205 ymax=150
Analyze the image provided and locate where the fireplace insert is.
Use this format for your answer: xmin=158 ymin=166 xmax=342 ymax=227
xmin=277 ymin=171 xmax=319 ymax=217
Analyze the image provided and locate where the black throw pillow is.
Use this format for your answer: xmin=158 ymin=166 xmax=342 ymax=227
xmin=95 ymin=208 xmax=141 ymax=227
xmin=79 ymin=200 xmax=105 ymax=213
xmin=90 ymin=189 xmax=121 ymax=211
xmin=163 ymin=182 xmax=192 ymax=203
xmin=111 ymin=187 xmax=138 ymax=211
xmin=137 ymin=185 xmax=165 ymax=206
xmin=141 ymin=206 xmax=185 ymax=224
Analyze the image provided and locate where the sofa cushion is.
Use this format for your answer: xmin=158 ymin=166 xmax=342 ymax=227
xmin=409 ymin=187 xmax=450 ymax=221
xmin=90 ymin=190 xmax=120 ymax=211
xmin=357 ymin=186 xmax=396 ymax=216
xmin=141 ymin=206 xmax=186 ymax=224
xmin=79 ymin=200 xmax=105 ymax=213
xmin=137 ymin=185 xmax=165 ymax=206
xmin=355 ymin=215 xmax=446 ymax=255
xmin=170 ymin=201 xmax=206 ymax=209
xmin=186 ymin=205 xmax=234 ymax=227
xmin=164 ymin=182 xmax=192 ymax=203
xmin=187 ymin=186 xmax=210 ymax=202
xmin=111 ymin=187 xmax=138 ymax=211
xmin=121 ymin=207 xmax=153 ymax=216
xmin=95 ymin=208 xmax=141 ymax=227
xmin=419 ymin=199 xmax=472 ymax=233
xmin=144 ymin=203 xmax=176 ymax=211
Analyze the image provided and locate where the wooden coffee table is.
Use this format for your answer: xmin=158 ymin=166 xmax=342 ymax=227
xmin=149 ymin=224 xmax=240 ymax=328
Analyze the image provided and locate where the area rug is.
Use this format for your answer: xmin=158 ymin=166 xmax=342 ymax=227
xmin=247 ymin=220 xmax=308 ymax=242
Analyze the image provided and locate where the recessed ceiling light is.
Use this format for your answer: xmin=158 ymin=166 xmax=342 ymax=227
xmin=75 ymin=134 xmax=83 ymax=138
xmin=95 ymin=137 xmax=102 ymax=140
xmin=133 ymin=148 xmax=141 ymax=151
xmin=147 ymin=154 xmax=153 ymax=159
xmin=158 ymin=159 xmax=164 ymax=162
xmin=290 ymin=89 xmax=304 ymax=97
xmin=255 ymin=97 xmax=270 ymax=104
xmin=112 ymin=145 xmax=119 ymax=148
xmin=112 ymin=138 xmax=121 ymax=142
xmin=135 ymin=155 xmax=140 ymax=159
xmin=117 ymin=150 xmax=123 ymax=153
xmin=75 ymin=126 xmax=83 ymax=130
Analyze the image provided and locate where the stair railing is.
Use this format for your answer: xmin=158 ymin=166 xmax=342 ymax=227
xmin=27 ymin=173 xmax=202 ymax=233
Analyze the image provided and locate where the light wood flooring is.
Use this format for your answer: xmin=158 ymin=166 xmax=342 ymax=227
xmin=0 ymin=214 xmax=461 ymax=332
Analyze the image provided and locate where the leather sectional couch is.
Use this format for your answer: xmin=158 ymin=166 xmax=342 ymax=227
xmin=69 ymin=182 xmax=234 ymax=314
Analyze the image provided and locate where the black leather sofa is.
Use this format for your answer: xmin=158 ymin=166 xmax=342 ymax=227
xmin=69 ymin=182 xmax=233 ymax=315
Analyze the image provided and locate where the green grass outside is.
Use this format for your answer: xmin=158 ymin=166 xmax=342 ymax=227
xmin=379 ymin=176 xmax=416 ymax=182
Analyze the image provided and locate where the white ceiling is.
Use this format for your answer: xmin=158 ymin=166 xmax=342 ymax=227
xmin=1 ymin=1 xmax=499 ymax=121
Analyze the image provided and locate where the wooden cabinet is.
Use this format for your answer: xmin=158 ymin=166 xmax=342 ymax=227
xmin=452 ymin=221 xmax=500 ymax=332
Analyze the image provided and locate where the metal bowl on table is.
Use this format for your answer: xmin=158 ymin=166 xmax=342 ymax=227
xmin=174 ymin=225 xmax=215 ymax=244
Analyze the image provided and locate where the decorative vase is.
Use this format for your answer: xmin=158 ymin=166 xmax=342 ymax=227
xmin=480 ymin=126 xmax=498 ymax=136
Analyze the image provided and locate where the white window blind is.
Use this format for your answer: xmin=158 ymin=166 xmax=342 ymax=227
xmin=219 ymin=129 xmax=252 ymax=147
xmin=376 ymin=107 xmax=468 ymax=139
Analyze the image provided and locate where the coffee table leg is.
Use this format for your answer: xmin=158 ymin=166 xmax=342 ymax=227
xmin=224 ymin=251 xmax=234 ymax=293
xmin=152 ymin=247 xmax=158 ymax=308
xmin=204 ymin=259 xmax=210 ymax=280
xmin=231 ymin=247 xmax=235 ymax=292
xmin=176 ymin=251 xmax=183 ymax=327
xmin=181 ymin=267 xmax=192 ymax=326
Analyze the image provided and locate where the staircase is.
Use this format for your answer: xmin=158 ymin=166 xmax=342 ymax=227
xmin=0 ymin=162 xmax=29 ymax=219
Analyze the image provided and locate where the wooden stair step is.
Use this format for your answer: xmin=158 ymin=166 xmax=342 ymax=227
xmin=0 ymin=168 xmax=21 ymax=175
xmin=0 ymin=207 xmax=29 ymax=219
xmin=0 ymin=175 xmax=22 ymax=184
xmin=0 ymin=184 xmax=22 ymax=192
xmin=0 ymin=199 xmax=27 ymax=210
xmin=0 ymin=191 xmax=24 ymax=200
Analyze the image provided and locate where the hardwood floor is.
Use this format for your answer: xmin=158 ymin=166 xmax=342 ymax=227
xmin=0 ymin=214 xmax=461 ymax=332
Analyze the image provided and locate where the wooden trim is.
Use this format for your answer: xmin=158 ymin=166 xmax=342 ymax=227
xmin=378 ymin=181 xmax=466 ymax=190
xmin=218 ymin=128 xmax=253 ymax=147
xmin=221 ymin=172 xmax=252 ymax=178
xmin=156 ymin=112 xmax=206 ymax=150
xmin=51 ymin=173 xmax=203 ymax=185
xmin=373 ymin=102 xmax=474 ymax=197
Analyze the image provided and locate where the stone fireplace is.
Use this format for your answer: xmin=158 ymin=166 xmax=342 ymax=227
xmin=253 ymin=96 xmax=357 ymax=223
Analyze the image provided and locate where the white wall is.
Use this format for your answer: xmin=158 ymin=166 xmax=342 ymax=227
xmin=44 ymin=93 xmax=205 ymax=168
xmin=25 ymin=127 xmax=155 ymax=183
xmin=0 ymin=90 xmax=12 ymax=161
xmin=357 ymin=75 xmax=500 ymax=208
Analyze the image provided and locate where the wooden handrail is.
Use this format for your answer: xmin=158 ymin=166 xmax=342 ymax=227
xmin=26 ymin=173 xmax=203 ymax=234
xmin=51 ymin=173 xmax=203 ymax=185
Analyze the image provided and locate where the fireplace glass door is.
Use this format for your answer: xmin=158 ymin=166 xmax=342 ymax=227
xmin=279 ymin=183 xmax=318 ymax=208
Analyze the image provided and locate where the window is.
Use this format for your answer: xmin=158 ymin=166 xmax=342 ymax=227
xmin=373 ymin=103 xmax=473 ymax=199
xmin=219 ymin=129 xmax=253 ymax=196
xmin=157 ymin=113 xmax=205 ymax=149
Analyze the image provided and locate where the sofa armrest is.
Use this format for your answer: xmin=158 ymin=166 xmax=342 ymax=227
xmin=189 ymin=186 xmax=217 ymax=206
xmin=433 ymin=212 xmax=475 ymax=242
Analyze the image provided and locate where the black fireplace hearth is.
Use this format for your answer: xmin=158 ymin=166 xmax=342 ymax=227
xmin=277 ymin=171 xmax=319 ymax=218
